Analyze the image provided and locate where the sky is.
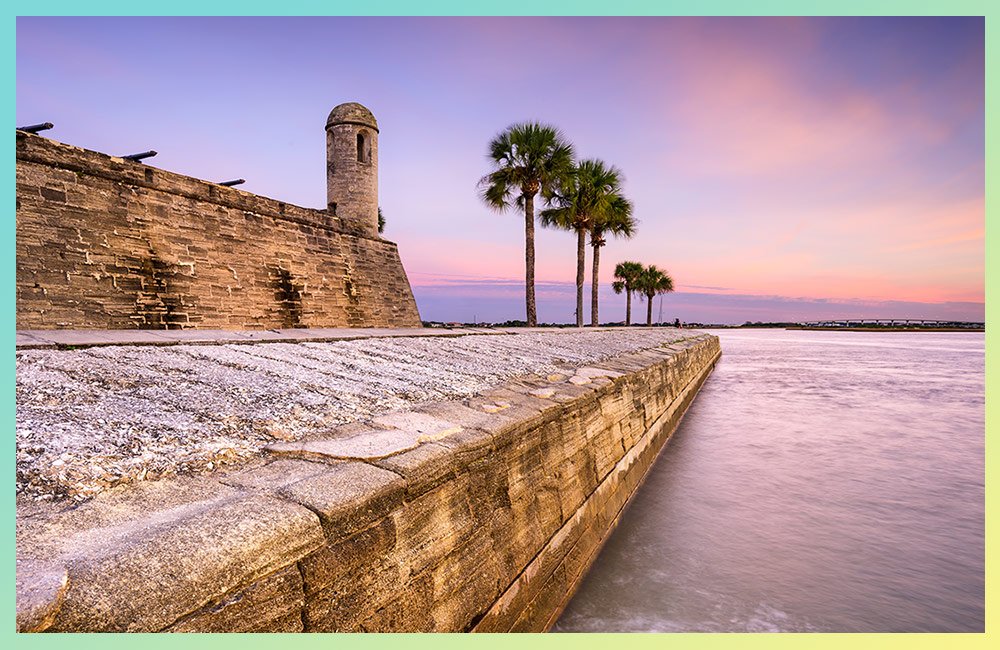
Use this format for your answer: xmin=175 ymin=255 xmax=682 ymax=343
xmin=15 ymin=17 xmax=985 ymax=324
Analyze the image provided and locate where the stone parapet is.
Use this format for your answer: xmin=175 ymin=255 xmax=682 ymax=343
xmin=15 ymin=131 xmax=420 ymax=330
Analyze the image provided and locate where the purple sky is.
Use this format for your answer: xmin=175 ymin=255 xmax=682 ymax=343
xmin=16 ymin=17 xmax=984 ymax=324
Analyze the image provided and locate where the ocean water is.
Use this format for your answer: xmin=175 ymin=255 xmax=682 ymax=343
xmin=554 ymin=329 xmax=985 ymax=633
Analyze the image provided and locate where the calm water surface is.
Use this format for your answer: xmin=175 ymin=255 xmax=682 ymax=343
xmin=555 ymin=329 xmax=984 ymax=632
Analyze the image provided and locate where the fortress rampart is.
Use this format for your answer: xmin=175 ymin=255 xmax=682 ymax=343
xmin=15 ymin=103 xmax=421 ymax=330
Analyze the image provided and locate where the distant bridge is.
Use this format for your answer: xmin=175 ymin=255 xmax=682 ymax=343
xmin=795 ymin=319 xmax=984 ymax=329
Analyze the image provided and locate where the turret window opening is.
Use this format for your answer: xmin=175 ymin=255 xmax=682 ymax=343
xmin=357 ymin=132 xmax=371 ymax=164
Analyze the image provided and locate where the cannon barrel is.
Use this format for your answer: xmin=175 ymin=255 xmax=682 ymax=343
xmin=121 ymin=150 xmax=157 ymax=162
xmin=17 ymin=122 xmax=54 ymax=134
xmin=218 ymin=179 xmax=246 ymax=187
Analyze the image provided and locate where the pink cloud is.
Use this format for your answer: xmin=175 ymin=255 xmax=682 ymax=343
xmin=640 ymin=21 xmax=955 ymax=179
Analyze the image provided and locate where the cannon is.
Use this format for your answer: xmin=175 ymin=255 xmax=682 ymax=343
xmin=121 ymin=150 xmax=157 ymax=162
xmin=17 ymin=122 xmax=54 ymax=134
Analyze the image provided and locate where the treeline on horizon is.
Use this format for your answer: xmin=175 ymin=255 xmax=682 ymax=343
xmin=422 ymin=320 xmax=787 ymax=329
xmin=478 ymin=122 xmax=676 ymax=328
xmin=421 ymin=320 xmax=985 ymax=329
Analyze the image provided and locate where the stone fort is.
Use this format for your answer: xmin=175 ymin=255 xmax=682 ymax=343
xmin=15 ymin=102 xmax=421 ymax=330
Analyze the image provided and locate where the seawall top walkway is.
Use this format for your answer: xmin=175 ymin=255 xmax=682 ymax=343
xmin=16 ymin=326 xmax=506 ymax=350
xmin=17 ymin=327 xmax=705 ymax=501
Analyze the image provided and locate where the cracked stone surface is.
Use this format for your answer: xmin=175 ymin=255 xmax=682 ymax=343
xmin=16 ymin=328 xmax=698 ymax=501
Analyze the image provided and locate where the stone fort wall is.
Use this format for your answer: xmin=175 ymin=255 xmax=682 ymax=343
xmin=15 ymin=131 xmax=421 ymax=330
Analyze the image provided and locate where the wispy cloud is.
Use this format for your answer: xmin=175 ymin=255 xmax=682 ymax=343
xmin=682 ymin=285 xmax=735 ymax=292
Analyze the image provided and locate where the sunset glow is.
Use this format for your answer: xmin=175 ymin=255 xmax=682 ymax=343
xmin=16 ymin=16 xmax=984 ymax=323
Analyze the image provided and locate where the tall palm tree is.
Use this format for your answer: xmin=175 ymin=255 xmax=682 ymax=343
xmin=611 ymin=260 xmax=644 ymax=326
xmin=479 ymin=123 xmax=574 ymax=327
xmin=636 ymin=265 xmax=675 ymax=326
xmin=590 ymin=203 xmax=635 ymax=326
xmin=540 ymin=159 xmax=630 ymax=328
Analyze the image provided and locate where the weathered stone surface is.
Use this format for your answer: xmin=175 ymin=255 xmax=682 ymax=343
xmin=373 ymin=442 xmax=461 ymax=498
xmin=371 ymin=411 xmax=464 ymax=442
xmin=268 ymin=411 xmax=470 ymax=463
xmin=218 ymin=458 xmax=335 ymax=491
xmin=300 ymin=516 xmax=401 ymax=631
xmin=511 ymin=563 xmax=570 ymax=632
xmin=16 ymin=476 xmax=247 ymax=562
xmin=574 ymin=366 xmax=624 ymax=380
xmin=392 ymin=473 xmax=479 ymax=577
xmin=278 ymin=461 xmax=406 ymax=538
xmin=326 ymin=102 xmax=379 ymax=238
xmin=465 ymin=387 xmax=557 ymax=439
xmin=15 ymin=333 xmax=721 ymax=633
xmin=16 ymin=561 xmax=68 ymax=632
xmin=267 ymin=431 xmax=424 ymax=461
xmin=16 ymin=131 xmax=420 ymax=330
xmin=167 ymin=564 xmax=306 ymax=632
xmin=428 ymin=531 xmax=504 ymax=631
xmin=47 ymin=493 xmax=324 ymax=632
xmin=17 ymin=328 xmax=709 ymax=501
xmin=474 ymin=335 xmax=721 ymax=632
xmin=15 ymin=326 xmax=502 ymax=350
xmin=357 ymin=573 xmax=436 ymax=632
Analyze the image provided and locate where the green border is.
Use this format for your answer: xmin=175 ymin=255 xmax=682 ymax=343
xmin=6 ymin=2 xmax=993 ymax=648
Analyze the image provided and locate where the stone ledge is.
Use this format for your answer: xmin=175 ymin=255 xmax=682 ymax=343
xmin=476 ymin=340 xmax=720 ymax=631
xmin=16 ymin=333 xmax=721 ymax=632
xmin=16 ymin=478 xmax=325 ymax=632
xmin=14 ymin=325 xmax=669 ymax=350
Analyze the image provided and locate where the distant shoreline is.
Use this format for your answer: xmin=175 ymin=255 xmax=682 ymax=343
xmin=785 ymin=326 xmax=984 ymax=333
xmin=419 ymin=323 xmax=986 ymax=332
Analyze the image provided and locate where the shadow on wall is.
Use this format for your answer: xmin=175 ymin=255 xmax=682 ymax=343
xmin=135 ymin=254 xmax=183 ymax=329
xmin=268 ymin=265 xmax=304 ymax=329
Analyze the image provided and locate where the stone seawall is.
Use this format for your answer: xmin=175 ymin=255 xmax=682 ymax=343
xmin=16 ymin=332 xmax=720 ymax=632
xmin=15 ymin=132 xmax=420 ymax=329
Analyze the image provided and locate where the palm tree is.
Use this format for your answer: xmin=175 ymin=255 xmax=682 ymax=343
xmin=611 ymin=260 xmax=644 ymax=326
xmin=635 ymin=265 xmax=675 ymax=326
xmin=590 ymin=203 xmax=635 ymax=326
xmin=479 ymin=123 xmax=574 ymax=327
xmin=540 ymin=159 xmax=630 ymax=328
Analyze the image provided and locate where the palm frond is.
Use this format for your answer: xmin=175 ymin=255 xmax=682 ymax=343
xmin=479 ymin=122 xmax=576 ymax=214
xmin=636 ymin=264 xmax=676 ymax=298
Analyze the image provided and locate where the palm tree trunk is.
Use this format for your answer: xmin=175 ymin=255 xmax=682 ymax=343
xmin=646 ymin=294 xmax=653 ymax=326
xmin=524 ymin=193 xmax=537 ymax=327
xmin=625 ymin=290 xmax=632 ymax=326
xmin=590 ymin=244 xmax=600 ymax=327
xmin=575 ymin=228 xmax=585 ymax=328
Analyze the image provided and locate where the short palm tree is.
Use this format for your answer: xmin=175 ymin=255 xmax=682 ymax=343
xmin=540 ymin=159 xmax=630 ymax=328
xmin=479 ymin=123 xmax=574 ymax=327
xmin=636 ymin=265 xmax=675 ymax=326
xmin=611 ymin=260 xmax=644 ymax=326
xmin=590 ymin=204 xmax=635 ymax=326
